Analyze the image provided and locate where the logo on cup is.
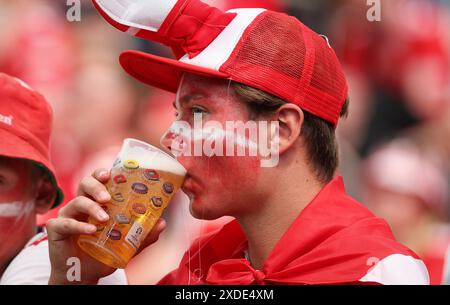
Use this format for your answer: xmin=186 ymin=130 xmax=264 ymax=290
xmin=113 ymin=174 xmax=127 ymax=184
xmin=151 ymin=196 xmax=163 ymax=208
xmin=132 ymin=203 xmax=147 ymax=215
xmin=115 ymin=213 xmax=130 ymax=224
xmin=112 ymin=192 xmax=125 ymax=203
xmin=132 ymin=182 xmax=148 ymax=195
xmin=163 ymin=182 xmax=174 ymax=195
xmin=107 ymin=229 xmax=122 ymax=241
xmin=124 ymin=159 xmax=140 ymax=170
xmin=143 ymin=169 xmax=160 ymax=181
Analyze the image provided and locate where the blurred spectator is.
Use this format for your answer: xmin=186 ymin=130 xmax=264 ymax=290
xmin=0 ymin=73 xmax=62 ymax=282
xmin=330 ymin=0 xmax=450 ymax=156
xmin=0 ymin=0 xmax=76 ymax=104
xmin=362 ymin=139 xmax=450 ymax=284
xmin=405 ymin=100 xmax=450 ymax=214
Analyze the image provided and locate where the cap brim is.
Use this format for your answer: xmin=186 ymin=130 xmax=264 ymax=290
xmin=0 ymin=129 xmax=64 ymax=208
xmin=120 ymin=50 xmax=229 ymax=92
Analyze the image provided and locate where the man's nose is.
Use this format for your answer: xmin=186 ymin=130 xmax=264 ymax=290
xmin=161 ymin=129 xmax=189 ymax=156
xmin=160 ymin=130 xmax=176 ymax=153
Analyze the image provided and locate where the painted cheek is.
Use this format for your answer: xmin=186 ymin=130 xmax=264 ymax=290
xmin=195 ymin=155 xmax=261 ymax=199
xmin=218 ymin=155 xmax=260 ymax=188
xmin=0 ymin=161 xmax=31 ymax=202
xmin=0 ymin=201 xmax=34 ymax=246
xmin=0 ymin=218 xmax=17 ymax=231
xmin=0 ymin=178 xmax=28 ymax=203
xmin=180 ymin=126 xmax=262 ymax=189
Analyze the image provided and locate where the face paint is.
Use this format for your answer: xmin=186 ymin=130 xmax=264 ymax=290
xmin=0 ymin=199 xmax=34 ymax=229
xmin=161 ymin=74 xmax=274 ymax=223
xmin=0 ymin=199 xmax=35 ymax=259
xmin=164 ymin=89 xmax=282 ymax=160
xmin=160 ymin=74 xmax=282 ymax=282
xmin=0 ymin=159 xmax=31 ymax=202
xmin=0 ymin=202 xmax=25 ymax=218
xmin=0 ymin=158 xmax=37 ymax=261
xmin=162 ymin=116 xmax=260 ymax=158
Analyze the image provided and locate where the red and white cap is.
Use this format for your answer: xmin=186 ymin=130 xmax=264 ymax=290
xmin=0 ymin=73 xmax=63 ymax=207
xmin=93 ymin=0 xmax=348 ymax=125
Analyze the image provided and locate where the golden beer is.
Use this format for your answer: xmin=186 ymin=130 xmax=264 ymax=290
xmin=78 ymin=139 xmax=186 ymax=269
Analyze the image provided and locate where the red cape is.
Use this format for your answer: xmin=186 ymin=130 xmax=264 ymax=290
xmin=159 ymin=176 xmax=428 ymax=285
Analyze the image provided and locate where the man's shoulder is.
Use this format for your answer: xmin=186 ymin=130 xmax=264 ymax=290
xmin=358 ymin=253 xmax=430 ymax=285
xmin=320 ymin=216 xmax=430 ymax=285
xmin=0 ymin=233 xmax=51 ymax=285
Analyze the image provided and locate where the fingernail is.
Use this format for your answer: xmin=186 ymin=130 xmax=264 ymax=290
xmin=97 ymin=210 xmax=109 ymax=221
xmin=99 ymin=171 xmax=108 ymax=178
xmin=86 ymin=224 xmax=97 ymax=233
xmin=98 ymin=191 xmax=111 ymax=202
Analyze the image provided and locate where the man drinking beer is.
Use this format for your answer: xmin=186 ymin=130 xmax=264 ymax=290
xmin=46 ymin=0 xmax=429 ymax=285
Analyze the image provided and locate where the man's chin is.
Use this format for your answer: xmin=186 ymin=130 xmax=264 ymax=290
xmin=189 ymin=198 xmax=223 ymax=221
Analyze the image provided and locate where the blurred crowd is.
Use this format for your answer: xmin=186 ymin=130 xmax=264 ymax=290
xmin=1 ymin=0 xmax=450 ymax=284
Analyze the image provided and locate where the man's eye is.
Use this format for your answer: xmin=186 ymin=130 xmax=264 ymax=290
xmin=191 ymin=106 xmax=207 ymax=115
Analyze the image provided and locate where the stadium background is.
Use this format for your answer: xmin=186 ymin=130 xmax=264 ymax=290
xmin=0 ymin=0 xmax=449 ymax=284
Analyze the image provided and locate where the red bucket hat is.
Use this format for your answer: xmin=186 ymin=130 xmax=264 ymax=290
xmin=0 ymin=73 xmax=63 ymax=207
xmin=93 ymin=0 xmax=348 ymax=125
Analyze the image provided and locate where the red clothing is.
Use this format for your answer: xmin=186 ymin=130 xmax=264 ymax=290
xmin=158 ymin=177 xmax=429 ymax=285
xmin=422 ymin=233 xmax=450 ymax=285
xmin=424 ymin=255 xmax=445 ymax=285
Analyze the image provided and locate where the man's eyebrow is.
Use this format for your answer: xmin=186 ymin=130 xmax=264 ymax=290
xmin=174 ymin=94 xmax=205 ymax=108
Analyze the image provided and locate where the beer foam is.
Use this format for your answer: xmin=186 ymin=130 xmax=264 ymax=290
xmin=116 ymin=139 xmax=186 ymax=176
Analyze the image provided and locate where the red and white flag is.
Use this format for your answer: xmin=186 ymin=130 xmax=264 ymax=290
xmin=158 ymin=177 xmax=429 ymax=285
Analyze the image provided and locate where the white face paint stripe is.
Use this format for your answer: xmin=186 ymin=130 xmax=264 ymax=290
xmin=359 ymin=254 xmax=430 ymax=285
xmin=180 ymin=8 xmax=266 ymax=70
xmin=95 ymin=0 xmax=178 ymax=33
xmin=166 ymin=122 xmax=259 ymax=150
xmin=0 ymin=202 xmax=24 ymax=218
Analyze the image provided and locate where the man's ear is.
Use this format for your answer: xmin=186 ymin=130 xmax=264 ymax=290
xmin=33 ymin=174 xmax=57 ymax=214
xmin=274 ymin=104 xmax=304 ymax=155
